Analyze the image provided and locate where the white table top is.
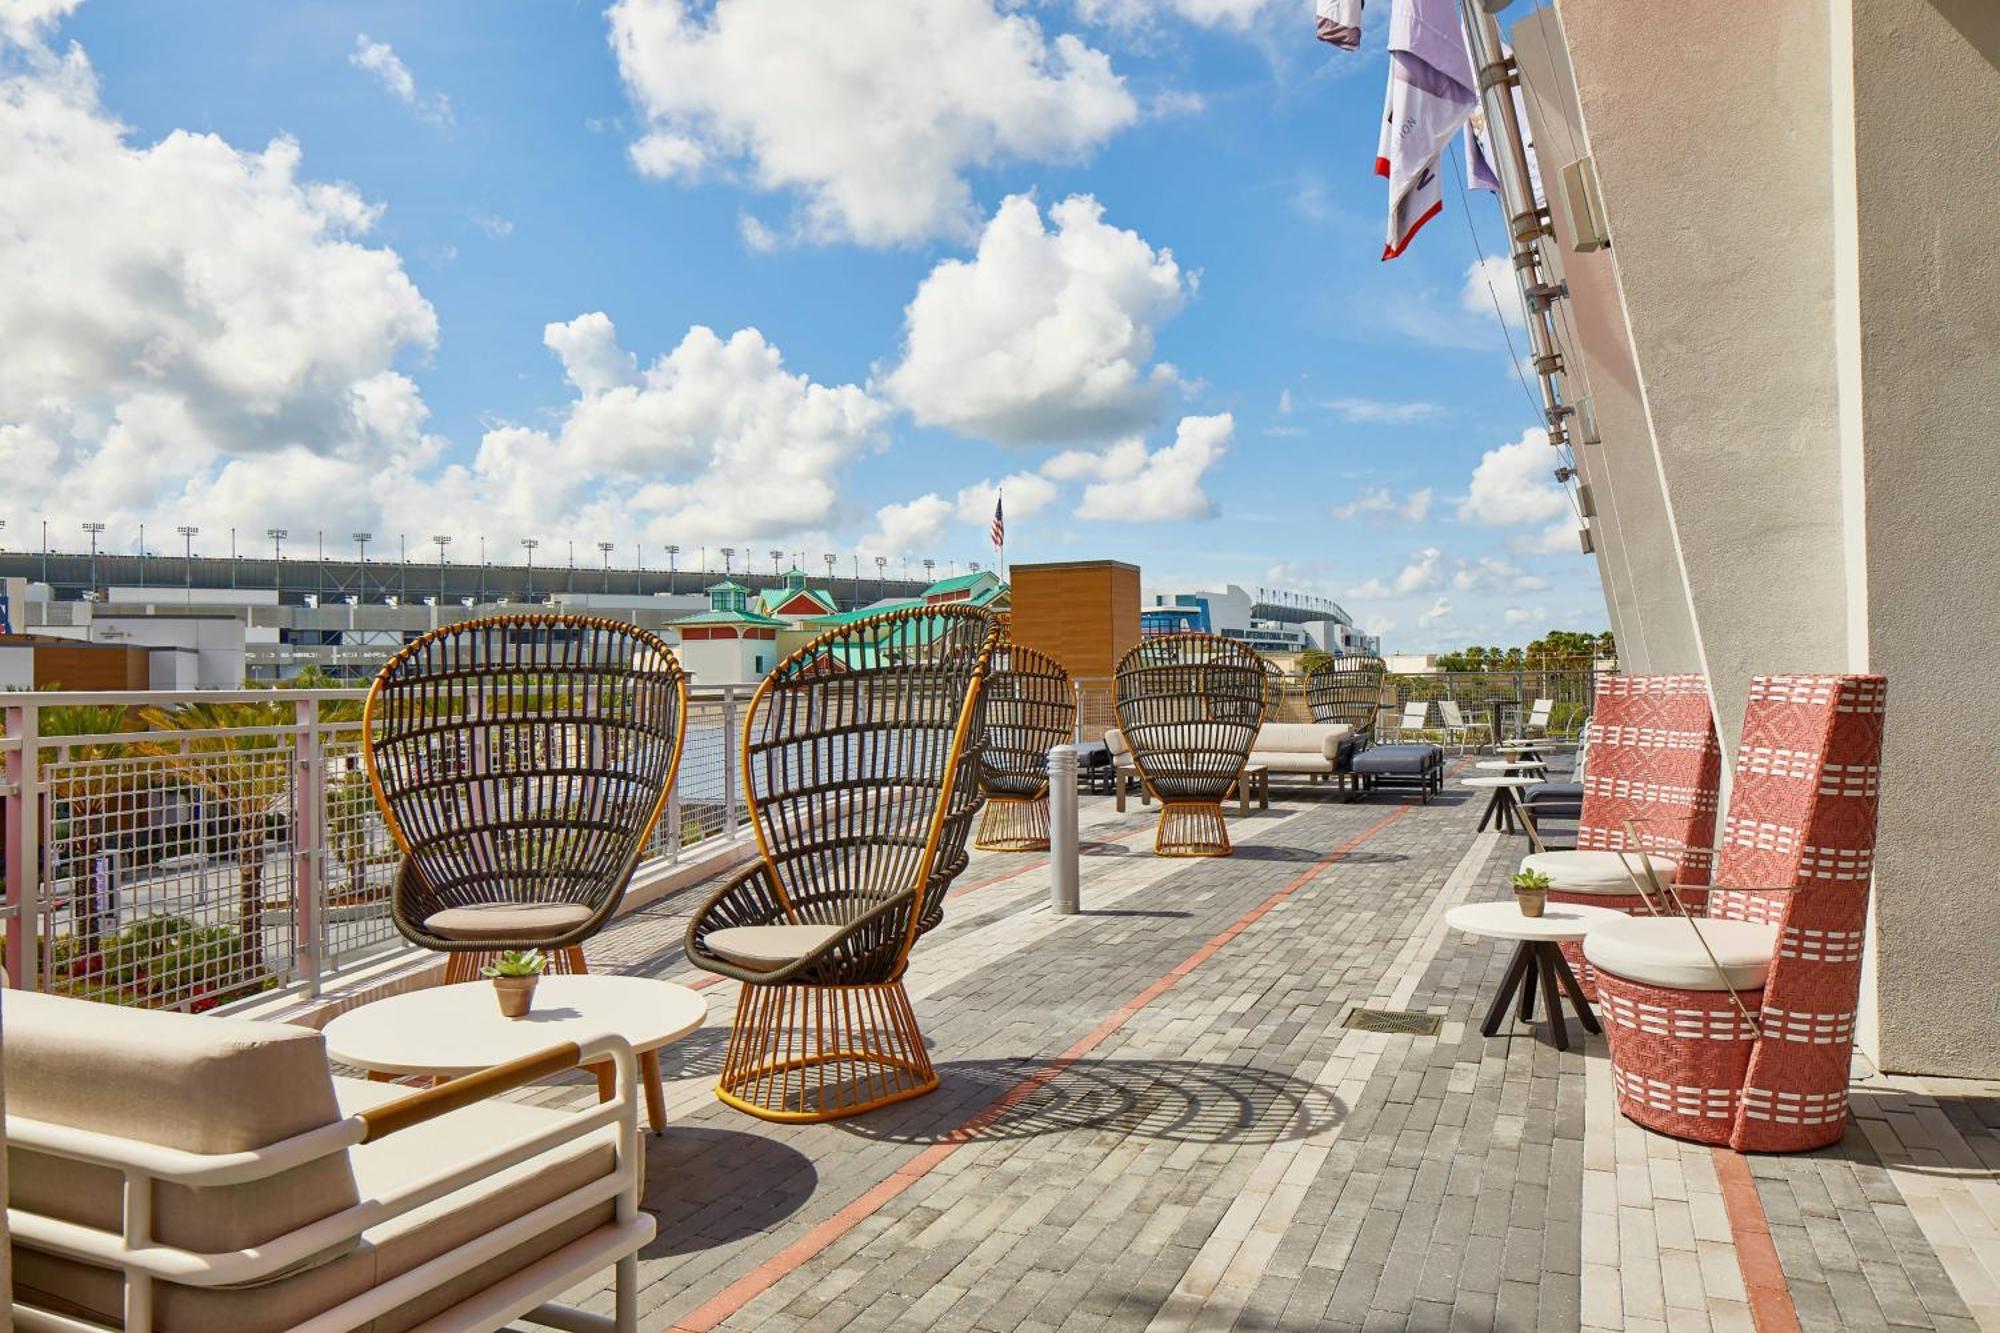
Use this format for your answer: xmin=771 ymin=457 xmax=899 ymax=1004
xmin=1461 ymin=774 xmax=1539 ymax=789
xmin=1444 ymin=900 xmax=1623 ymax=942
xmin=324 ymin=974 xmax=708 ymax=1077
xmin=1474 ymin=759 xmax=1546 ymax=771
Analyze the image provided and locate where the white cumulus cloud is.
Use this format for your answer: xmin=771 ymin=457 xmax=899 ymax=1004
xmin=350 ymin=35 xmax=452 ymax=127
xmin=881 ymin=194 xmax=1188 ymax=443
xmin=1333 ymin=487 xmax=1433 ymax=525
xmin=1460 ymin=254 xmax=1525 ymax=329
xmin=607 ymin=0 xmax=1139 ymax=246
xmin=1457 ymin=427 xmax=1568 ymax=526
xmin=1346 ymin=547 xmax=1443 ymax=600
xmin=1324 ymin=397 xmax=1444 ymax=425
xmin=1067 ymin=414 xmax=1231 ymax=521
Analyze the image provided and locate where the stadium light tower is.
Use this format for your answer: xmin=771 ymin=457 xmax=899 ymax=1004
xmin=268 ymin=528 xmax=287 ymax=570
xmin=432 ymin=534 xmax=451 ymax=601
xmin=769 ymin=548 xmax=783 ymax=576
xmin=923 ymin=558 xmax=935 ymax=584
xmin=598 ymin=540 xmax=615 ymax=593
xmin=521 ymin=538 xmax=539 ymax=599
xmin=176 ymin=525 xmax=198 ymax=598
xmin=81 ymin=520 xmax=106 ymax=592
xmin=823 ymin=552 xmax=836 ymax=583
xmin=720 ymin=547 xmax=735 ymax=575
xmin=664 ymin=544 xmax=679 ymax=577
xmin=352 ymin=531 xmax=372 ymax=600
xmin=874 ymin=554 xmax=887 ymax=597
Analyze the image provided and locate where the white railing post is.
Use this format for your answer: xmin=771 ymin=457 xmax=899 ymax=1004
xmin=1048 ymin=744 xmax=1080 ymax=915
xmin=722 ymin=687 xmax=740 ymax=841
xmin=4 ymin=699 xmax=42 ymax=990
xmin=292 ymin=696 xmax=325 ymax=997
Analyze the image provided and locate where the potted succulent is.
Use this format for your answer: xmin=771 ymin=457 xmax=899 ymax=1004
xmin=481 ymin=948 xmax=548 ymax=1018
xmin=1511 ymin=868 xmax=1552 ymax=918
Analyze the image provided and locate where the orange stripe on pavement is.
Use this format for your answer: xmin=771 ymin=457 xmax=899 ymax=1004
xmin=668 ymin=799 xmax=1420 ymax=1332
xmin=1714 ymin=1147 xmax=1802 ymax=1333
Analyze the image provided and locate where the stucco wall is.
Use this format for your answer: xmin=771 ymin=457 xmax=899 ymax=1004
xmin=1557 ymin=0 xmax=1852 ymax=754
xmin=1838 ymin=0 xmax=2000 ymax=1073
xmin=1512 ymin=9 xmax=1700 ymax=676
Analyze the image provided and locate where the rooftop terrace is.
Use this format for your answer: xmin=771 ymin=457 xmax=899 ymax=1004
xmin=473 ymin=770 xmax=2000 ymax=1332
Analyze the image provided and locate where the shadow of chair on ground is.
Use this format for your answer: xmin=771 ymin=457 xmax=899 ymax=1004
xmin=639 ymin=1125 xmax=818 ymax=1258
xmin=836 ymin=1057 xmax=1346 ymax=1148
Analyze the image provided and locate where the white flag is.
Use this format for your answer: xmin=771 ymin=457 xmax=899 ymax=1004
xmin=1374 ymin=0 xmax=1478 ymax=259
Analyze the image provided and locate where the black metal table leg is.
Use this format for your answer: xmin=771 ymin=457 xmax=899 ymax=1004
xmin=1518 ymin=949 xmax=1539 ymax=1021
xmin=1535 ymin=945 xmax=1569 ymax=1050
xmin=1481 ymin=941 xmax=1535 ymax=1036
xmin=1551 ymin=948 xmax=1602 ymax=1035
xmin=1477 ymin=788 xmax=1503 ymax=831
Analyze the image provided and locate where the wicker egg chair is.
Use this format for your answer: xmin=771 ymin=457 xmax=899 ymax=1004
xmin=684 ymin=605 xmax=1002 ymax=1122
xmin=973 ymin=639 xmax=1077 ymax=852
xmin=1306 ymin=655 xmax=1388 ymax=742
xmin=1114 ymin=633 xmax=1266 ymax=857
xmin=362 ymin=614 xmax=688 ymax=984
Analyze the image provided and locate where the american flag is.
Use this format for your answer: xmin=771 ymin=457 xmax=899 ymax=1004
xmin=989 ymin=493 xmax=1005 ymax=552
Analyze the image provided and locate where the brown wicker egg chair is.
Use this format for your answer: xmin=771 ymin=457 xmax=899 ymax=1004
xmin=973 ymin=639 xmax=1078 ymax=851
xmin=362 ymin=614 xmax=689 ymax=984
xmin=684 ymin=605 xmax=1002 ymax=1122
xmin=1306 ymin=654 xmax=1388 ymax=742
xmin=1114 ymin=633 xmax=1266 ymax=856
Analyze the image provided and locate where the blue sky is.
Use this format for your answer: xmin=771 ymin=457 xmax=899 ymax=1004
xmin=0 ymin=0 xmax=1603 ymax=651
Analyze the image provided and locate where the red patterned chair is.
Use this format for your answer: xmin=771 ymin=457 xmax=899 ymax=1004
xmin=1582 ymin=674 xmax=1887 ymax=1151
xmin=1516 ymin=674 xmax=1723 ymax=993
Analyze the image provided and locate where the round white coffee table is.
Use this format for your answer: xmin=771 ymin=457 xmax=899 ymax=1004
xmin=324 ymin=974 xmax=707 ymax=1133
xmin=1445 ymin=901 xmax=1620 ymax=1050
xmin=1461 ymin=774 xmax=1543 ymax=844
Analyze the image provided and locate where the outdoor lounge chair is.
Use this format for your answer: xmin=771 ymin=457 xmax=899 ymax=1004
xmin=1396 ymin=700 xmax=1431 ymax=742
xmin=1304 ymin=655 xmax=1386 ymax=742
xmin=974 ymin=638 xmax=1076 ymax=851
xmin=6 ymin=989 xmax=652 ymax=1331
xmin=1113 ymin=632 xmax=1266 ymax=856
xmin=1515 ymin=675 xmax=1722 ymax=993
xmin=684 ymin=605 xmax=1001 ymax=1122
xmin=1583 ymin=674 xmax=1886 ymax=1152
xmin=1437 ymin=699 xmax=1482 ymax=753
xmin=363 ymin=614 xmax=688 ymax=984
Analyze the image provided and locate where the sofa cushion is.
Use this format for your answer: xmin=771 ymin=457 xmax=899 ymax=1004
xmin=4 ymin=990 xmax=358 ymax=1257
xmin=1102 ymin=728 xmax=1133 ymax=764
xmin=705 ymin=923 xmax=843 ymax=970
xmin=425 ymin=901 xmax=594 ymax=941
xmin=1248 ymin=750 xmax=1335 ymax=774
xmin=1583 ymin=916 xmax=1779 ymax=992
xmin=13 ymin=1075 xmax=620 ymax=1333
xmin=1520 ymin=849 xmax=1677 ymax=895
xmin=1253 ymin=722 xmax=1354 ymax=761
xmin=1350 ymin=743 xmax=1442 ymax=776
xmin=1521 ymin=782 xmax=1583 ymax=818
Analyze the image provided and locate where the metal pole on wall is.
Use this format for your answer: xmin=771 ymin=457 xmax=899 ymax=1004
xmin=1048 ymin=744 xmax=1079 ymax=914
xmin=1456 ymin=0 xmax=1568 ymax=432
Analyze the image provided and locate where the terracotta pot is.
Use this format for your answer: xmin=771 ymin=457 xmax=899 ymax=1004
xmin=493 ymin=975 xmax=538 ymax=1018
xmin=1514 ymin=887 xmax=1548 ymax=918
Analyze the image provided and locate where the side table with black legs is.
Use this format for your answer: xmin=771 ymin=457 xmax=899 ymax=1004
xmin=1444 ymin=901 xmax=1621 ymax=1051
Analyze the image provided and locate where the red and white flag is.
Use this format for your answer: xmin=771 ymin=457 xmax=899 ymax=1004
xmin=1374 ymin=0 xmax=1478 ymax=259
xmin=989 ymin=493 xmax=1005 ymax=553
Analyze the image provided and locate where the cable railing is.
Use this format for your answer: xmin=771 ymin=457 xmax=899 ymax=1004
xmin=0 ymin=684 xmax=750 ymax=1010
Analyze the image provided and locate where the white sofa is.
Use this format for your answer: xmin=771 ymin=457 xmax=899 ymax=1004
xmin=4 ymin=989 xmax=653 ymax=1332
xmin=1247 ymin=722 xmax=1356 ymax=780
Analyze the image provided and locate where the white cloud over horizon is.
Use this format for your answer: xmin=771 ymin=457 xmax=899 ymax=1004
xmin=882 ymin=194 xmax=1189 ymax=444
xmin=1457 ymin=427 xmax=1567 ymax=527
xmin=607 ymin=0 xmax=1139 ymax=246
xmin=350 ymin=35 xmax=453 ymax=127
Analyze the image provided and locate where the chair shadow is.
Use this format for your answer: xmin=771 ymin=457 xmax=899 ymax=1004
xmin=638 ymin=1126 xmax=817 ymax=1258
xmin=838 ymin=1057 xmax=1345 ymax=1147
xmin=1225 ymin=845 xmax=1324 ymax=863
xmin=1078 ymin=908 xmax=1193 ymax=918
xmin=1079 ymin=841 xmax=1131 ymax=857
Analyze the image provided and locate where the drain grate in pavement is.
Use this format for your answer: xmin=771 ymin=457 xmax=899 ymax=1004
xmin=1341 ymin=1007 xmax=1443 ymax=1036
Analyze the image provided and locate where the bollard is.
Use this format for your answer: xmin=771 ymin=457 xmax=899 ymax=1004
xmin=1048 ymin=744 xmax=1080 ymax=914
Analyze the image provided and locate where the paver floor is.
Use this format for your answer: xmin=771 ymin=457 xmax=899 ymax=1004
xmin=511 ymin=764 xmax=2000 ymax=1332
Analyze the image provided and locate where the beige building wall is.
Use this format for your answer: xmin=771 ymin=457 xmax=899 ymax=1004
xmin=1538 ymin=0 xmax=2000 ymax=1075
xmin=1512 ymin=10 xmax=1701 ymax=676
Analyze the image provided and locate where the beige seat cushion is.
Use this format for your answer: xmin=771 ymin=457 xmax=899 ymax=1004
xmin=1583 ymin=916 xmax=1779 ymax=991
xmin=425 ymin=900 xmax=594 ymax=941
xmin=1520 ymin=849 xmax=1679 ymax=895
xmin=15 ymin=1075 xmax=621 ymax=1332
xmin=1254 ymin=722 xmax=1354 ymax=760
xmin=1248 ymin=750 xmax=1335 ymax=774
xmin=4 ymin=990 xmax=358 ymax=1257
xmin=1103 ymin=728 xmax=1133 ymax=764
xmin=706 ymin=922 xmax=844 ymax=970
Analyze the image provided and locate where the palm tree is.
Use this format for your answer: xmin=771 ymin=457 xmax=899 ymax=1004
xmin=137 ymin=699 xmax=293 ymax=981
xmin=38 ymin=694 xmax=138 ymax=963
